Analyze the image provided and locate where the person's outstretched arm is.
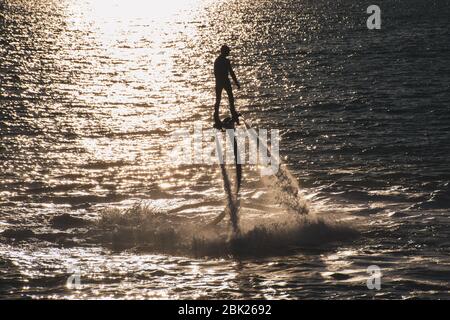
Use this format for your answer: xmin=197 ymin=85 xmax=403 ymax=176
xmin=229 ymin=62 xmax=240 ymax=89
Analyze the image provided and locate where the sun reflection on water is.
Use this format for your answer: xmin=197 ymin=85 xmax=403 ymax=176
xmin=4 ymin=0 xmax=448 ymax=301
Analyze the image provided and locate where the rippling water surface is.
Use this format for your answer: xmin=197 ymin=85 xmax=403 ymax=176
xmin=1 ymin=0 xmax=449 ymax=299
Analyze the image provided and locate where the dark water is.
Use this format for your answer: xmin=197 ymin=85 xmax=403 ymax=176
xmin=1 ymin=0 xmax=449 ymax=299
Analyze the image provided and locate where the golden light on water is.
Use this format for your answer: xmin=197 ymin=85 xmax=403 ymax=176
xmin=60 ymin=0 xmax=214 ymax=176
xmin=80 ymin=0 xmax=200 ymax=21
xmin=2 ymin=0 xmax=449 ymax=300
xmin=64 ymin=0 xmax=206 ymax=106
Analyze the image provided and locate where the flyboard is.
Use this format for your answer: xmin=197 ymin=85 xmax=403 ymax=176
xmin=206 ymin=116 xmax=242 ymax=234
xmin=205 ymin=113 xmax=304 ymax=231
xmin=206 ymin=113 xmax=284 ymax=229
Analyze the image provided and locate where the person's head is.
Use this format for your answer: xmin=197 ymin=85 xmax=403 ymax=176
xmin=220 ymin=44 xmax=230 ymax=56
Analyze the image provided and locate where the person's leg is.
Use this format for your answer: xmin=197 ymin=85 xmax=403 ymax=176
xmin=214 ymin=85 xmax=223 ymax=126
xmin=224 ymin=82 xmax=239 ymax=122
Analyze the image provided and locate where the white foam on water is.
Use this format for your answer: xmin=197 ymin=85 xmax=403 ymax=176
xmin=95 ymin=203 xmax=357 ymax=257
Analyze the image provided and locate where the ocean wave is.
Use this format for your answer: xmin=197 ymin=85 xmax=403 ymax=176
xmin=408 ymin=183 xmax=450 ymax=210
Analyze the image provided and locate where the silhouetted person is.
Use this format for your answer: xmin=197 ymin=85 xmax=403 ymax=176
xmin=214 ymin=45 xmax=240 ymax=129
